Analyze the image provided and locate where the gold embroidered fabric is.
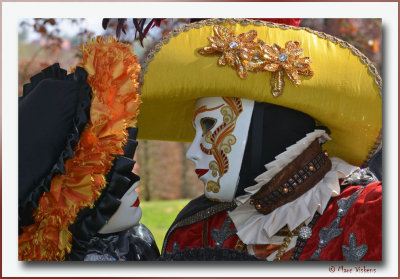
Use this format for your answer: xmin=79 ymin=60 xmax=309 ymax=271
xmin=199 ymin=25 xmax=258 ymax=79
xmin=198 ymin=25 xmax=314 ymax=97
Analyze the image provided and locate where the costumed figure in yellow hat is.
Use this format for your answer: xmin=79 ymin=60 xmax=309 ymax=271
xmin=138 ymin=19 xmax=382 ymax=261
xmin=18 ymin=36 xmax=159 ymax=261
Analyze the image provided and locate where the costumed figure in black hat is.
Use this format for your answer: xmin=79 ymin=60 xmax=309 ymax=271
xmin=18 ymin=36 xmax=159 ymax=261
xmin=137 ymin=19 xmax=382 ymax=261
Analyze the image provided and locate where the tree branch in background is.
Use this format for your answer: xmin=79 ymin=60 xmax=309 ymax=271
xmin=18 ymin=18 xmax=94 ymax=95
xmin=102 ymin=18 xmax=164 ymax=46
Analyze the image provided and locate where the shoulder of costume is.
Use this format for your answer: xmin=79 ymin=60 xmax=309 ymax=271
xmin=327 ymin=181 xmax=382 ymax=221
xmin=300 ymin=181 xmax=382 ymax=260
xmin=163 ymin=195 xmax=236 ymax=253
xmin=169 ymin=195 xmax=236 ymax=229
xmin=162 ymin=195 xmax=235 ymax=255
xmin=341 ymin=181 xmax=381 ymax=196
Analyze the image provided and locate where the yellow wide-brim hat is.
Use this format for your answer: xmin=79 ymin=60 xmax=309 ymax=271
xmin=138 ymin=18 xmax=382 ymax=167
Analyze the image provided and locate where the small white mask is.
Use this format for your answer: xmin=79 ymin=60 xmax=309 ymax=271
xmin=186 ymin=97 xmax=254 ymax=202
xmin=98 ymin=181 xmax=142 ymax=234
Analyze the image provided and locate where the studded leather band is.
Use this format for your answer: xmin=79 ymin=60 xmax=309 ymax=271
xmin=250 ymin=139 xmax=331 ymax=215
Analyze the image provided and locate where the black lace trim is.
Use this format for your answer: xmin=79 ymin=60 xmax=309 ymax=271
xmin=18 ymin=63 xmax=92 ymax=229
xmin=68 ymin=128 xmax=140 ymax=260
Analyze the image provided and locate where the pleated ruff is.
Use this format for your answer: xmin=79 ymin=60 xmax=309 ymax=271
xmin=229 ymin=130 xmax=358 ymax=244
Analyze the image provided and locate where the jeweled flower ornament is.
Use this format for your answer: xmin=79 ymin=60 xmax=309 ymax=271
xmin=198 ymin=25 xmax=314 ymax=97
xmin=198 ymin=25 xmax=258 ymax=79
xmin=256 ymin=40 xmax=314 ymax=97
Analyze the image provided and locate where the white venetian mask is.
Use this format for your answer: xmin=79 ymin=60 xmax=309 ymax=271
xmin=186 ymin=97 xmax=254 ymax=202
xmin=98 ymin=181 xmax=142 ymax=234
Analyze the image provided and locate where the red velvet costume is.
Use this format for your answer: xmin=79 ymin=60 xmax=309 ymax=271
xmin=163 ymin=182 xmax=382 ymax=261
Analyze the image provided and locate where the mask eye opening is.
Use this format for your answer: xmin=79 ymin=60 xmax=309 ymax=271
xmin=200 ymin=117 xmax=217 ymax=136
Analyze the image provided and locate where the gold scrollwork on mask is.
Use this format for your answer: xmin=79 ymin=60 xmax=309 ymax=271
xmin=209 ymin=161 xmax=219 ymax=178
xmin=206 ymin=180 xmax=221 ymax=193
xmin=200 ymin=97 xmax=243 ymax=193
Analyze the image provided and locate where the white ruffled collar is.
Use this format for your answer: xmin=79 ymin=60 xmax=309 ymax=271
xmin=228 ymin=130 xmax=358 ymax=245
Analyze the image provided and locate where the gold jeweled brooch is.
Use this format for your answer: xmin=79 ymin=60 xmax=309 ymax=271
xmin=198 ymin=25 xmax=314 ymax=97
